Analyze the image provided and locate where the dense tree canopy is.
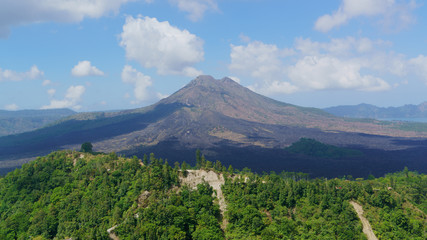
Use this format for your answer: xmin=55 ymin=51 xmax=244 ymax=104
xmin=0 ymin=150 xmax=425 ymax=239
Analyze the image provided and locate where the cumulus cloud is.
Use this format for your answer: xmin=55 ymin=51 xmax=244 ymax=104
xmin=0 ymin=65 xmax=43 ymax=82
xmin=0 ymin=0 xmax=133 ymax=37
xmin=248 ymin=81 xmax=299 ymax=95
xmin=294 ymin=37 xmax=389 ymax=56
xmin=228 ymin=37 xmax=418 ymax=95
xmin=122 ymin=65 xmax=153 ymax=103
xmin=42 ymin=85 xmax=85 ymax=110
xmin=409 ymin=55 xmax=427 ymax=83
xmin=169 ymin=0 xmax=218 ymax=21
xmin=229 ymin=41 xmax=298 ymax=94
xmin=120 ymin=16 xmax=204 ymax=77
xmin=4 ymin=104 xmax=18 ymax=111
xmin=314 ymin=0 xmax=417 ymax=32
xmin=71 ymin=60 xmax=105 ymax=77
xmin=230 ymin=41 xmax=292 ymax=80
xmin=288 ymin=56 xmax=390 ymax=91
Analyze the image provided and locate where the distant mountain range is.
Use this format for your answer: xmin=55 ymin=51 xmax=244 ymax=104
xmin=0 ymin=108 xmax=76 ymax=137
xmin=1 ymin=76 xmax=426 ymax=177
xmin=324 ymin=102 xmax=427 ymax=120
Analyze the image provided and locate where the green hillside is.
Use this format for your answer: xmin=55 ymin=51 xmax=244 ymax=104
xmin=285 ymin=138 xmax=364 ymax=158
xmin=0 ymin=151 xmax=425 ymax=239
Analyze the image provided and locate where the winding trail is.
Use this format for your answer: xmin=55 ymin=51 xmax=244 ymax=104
xmin=350 ymin=201 xmax=378 ymax=240
xmin=107 ymin=225 xmax=119 ymax=240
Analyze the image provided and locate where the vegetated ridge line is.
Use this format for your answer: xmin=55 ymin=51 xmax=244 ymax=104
xmin=350 ymin=201 xmax=378 ymax=240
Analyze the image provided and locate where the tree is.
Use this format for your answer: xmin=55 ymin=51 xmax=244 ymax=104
xmin=214 ymin=160 xmax=222 ymax=171
xmin=174 ymin=161 xmax=180 ymax=170
xmin=228 ymin=165 xmax=234 ymax=174
xmin=403 ymin=166 xmax=409 ymax=178
xmin=205 ymin=160 xmax=213 ymax=169
xmin=181 ymin=161 xmax=188 ymax=172
xmin=196 ymin=149 xmax=202 ymax=169
xmin=80 ymin=142 xmax=93 ymax=153
xmin=143 ymin=154 xmax=148 ymax=166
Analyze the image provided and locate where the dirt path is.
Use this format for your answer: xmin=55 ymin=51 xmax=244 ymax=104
xmin=107 ymin=225 xmax=119 ymax=240
xmin=350 ymin=201 xmax=378 ymax=240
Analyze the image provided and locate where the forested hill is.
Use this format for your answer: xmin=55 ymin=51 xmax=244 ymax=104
xmin=0 ymin=151 xmax=425 ymax=239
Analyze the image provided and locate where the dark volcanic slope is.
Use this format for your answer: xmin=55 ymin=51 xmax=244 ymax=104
xmin=87 ymin=76 xmax=427 ymax=152
xmin=160 ymin=76 xmax=427 ymax=138
xmin=1 ymin=75 xmax=427 ymax=177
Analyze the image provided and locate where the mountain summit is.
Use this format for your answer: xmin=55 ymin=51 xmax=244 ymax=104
xmin=1 ymin=75 xmax=426 ymax=177
xmin=160 ymin=75 xmax=297 ymax=125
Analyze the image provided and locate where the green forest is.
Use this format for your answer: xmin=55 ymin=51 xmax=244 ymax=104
xmin=0 ymin=150 xmax=425 ymax=239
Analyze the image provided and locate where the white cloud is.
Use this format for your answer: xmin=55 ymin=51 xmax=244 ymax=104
xmin=0 ymin=65 xmax=43 ymax=82
xmin=169 ymin=0 xmax=218 ymax=21
xmin=0 ymin=0 xmax=133 ymax=37
xmin=314 ymin=0 xmax=416 ymax=32
xmin=239 ymin=33 xmax=251 ymax=43
xmin=122 ymin=65 xmax=153 ymax=103
xmin=71 ymin=60 xmax=104 ymax=77
xmin=42 ymin=85 xmax=85 ymax=110
xmin=249 ymin=81 xmax=299 ymax=95
xmin=156 ymin=92 xmax=169 ymax=99
xmin=229 ymin=41 xmax=291 ymax=80
xmin=4 ymin=103 xmax=18 ymax=111
xmin=409 ymin=55 xmax=427 ymax=84
xmin=229 ymin=41 xmax=298 ymax=94
xmin=47 ymin=89 xmax=56 ymax=97
xmin=228 ymin=76 xmax=241 ymax=84
xmin=288 ymin=56 xmax=390 ymax=91
xmin=294 ymin=37 xmax=389 ymax=56
xmin=228 ymin=37 xmax=416 ymax=95
xmin=42 ymin=79 xmax=52 ymax=86
xmin=120 ymin=15 xmax=204 ymax=77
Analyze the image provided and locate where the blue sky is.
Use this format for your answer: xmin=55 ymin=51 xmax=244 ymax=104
xmin=1 ymin=0 xmax=426 ymax=111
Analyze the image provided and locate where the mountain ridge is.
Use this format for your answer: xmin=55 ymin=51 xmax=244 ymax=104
xmin=324 ymin=102 xmax=427 ymax=119
xmin=1 ymin=75 xmax=427 ymax=177
xmin=0 ymin=108 xmax=76 ymax=137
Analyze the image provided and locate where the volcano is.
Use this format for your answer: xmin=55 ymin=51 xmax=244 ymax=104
xmin=1 ymin=75 xmax=426 ymax=177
